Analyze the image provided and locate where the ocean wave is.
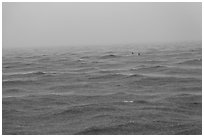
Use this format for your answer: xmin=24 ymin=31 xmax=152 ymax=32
xmin=80 ymin=56 xmax=90 ymax=59
xmin=2 ymin=79 xmax=38 ymax=86
xmin=130 ymin=65 xmax=201 ymax=77
xmin=54 ymin=104 xmax=120 ymax=117
xmin=3 ymin=71 xmax=57 ymax=77
xmin=132 ymin=65 xmax=168 ymax=72
xmin=48 ymin=83 xmax=92 ymax=91
xmin=72 ymin=67 xmax=98 ymax=72
xmin=88 ymin=73 xmax=126 ymax=80
xmin=3 ymin=62 xmax=34 ymax=69
xmin=164 ymin=68 xmax=201 ymax=75
xmin=177 ymin=87 xmax=202 ymax=92
xmin=99 ymin=54 xmax=121 ymax=59
xmin=125 ymin=73 xmax=146 ymax=78
xmin=75 ymin=122 xmax=157 ymax=135
xmin=3 ymin=88 xmax=27 ymax=94
xmin=177 ymin=59 xmax=201 ymax=65
xmin=126 ymin=75 xmax=201 ymax=86
xmin=139 ymin=60 xmax=167 ymax=64
xmin=30 ymin=71 xmax=46 ymax=75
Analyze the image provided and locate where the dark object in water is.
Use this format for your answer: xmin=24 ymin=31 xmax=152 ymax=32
xmin=100 ymin=54 xmax=119 ymax=59
xmin=132 ymin=52 xmax=134 ymax=55
xmin=138 ymin=53 xmax=141 ymax=56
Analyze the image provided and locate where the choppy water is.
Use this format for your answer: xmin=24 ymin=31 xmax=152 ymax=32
xmin=2 ymin=42 xmax=202 ymax=134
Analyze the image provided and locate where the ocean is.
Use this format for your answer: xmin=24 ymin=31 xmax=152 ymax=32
xmin=2 ymin=42 xmax=202 ymax=135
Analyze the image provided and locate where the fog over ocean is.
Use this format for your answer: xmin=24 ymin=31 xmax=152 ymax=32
xmin=2 ymin=2 xmax=202 ymax=135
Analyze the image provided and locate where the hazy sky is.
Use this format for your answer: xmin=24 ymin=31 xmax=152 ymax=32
xmin=3 ymin=2 xmax=202 ymax=48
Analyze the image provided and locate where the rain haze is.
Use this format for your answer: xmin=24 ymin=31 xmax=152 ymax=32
xmin=3 ymin=2 xmax=202 ymax=48
xmin=2 ymin=2 xmax=202 ymax=135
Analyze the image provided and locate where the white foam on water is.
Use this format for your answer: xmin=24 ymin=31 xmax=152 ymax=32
xmin=123 ymin=100 xmax=134 ymax=103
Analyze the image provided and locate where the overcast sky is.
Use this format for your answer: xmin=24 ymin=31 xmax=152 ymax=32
xmin=3 ymin=2 xmax=202 ymax=48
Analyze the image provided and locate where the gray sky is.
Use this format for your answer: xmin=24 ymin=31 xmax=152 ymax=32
xmin=3 ymin=2 xmax=202 ymax=48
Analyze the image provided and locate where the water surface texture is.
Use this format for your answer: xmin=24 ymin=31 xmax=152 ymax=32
xmin=2 ymin=42 xmax=202 ymax=135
